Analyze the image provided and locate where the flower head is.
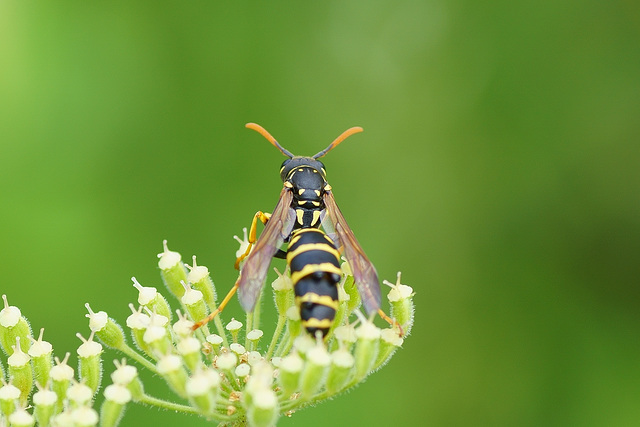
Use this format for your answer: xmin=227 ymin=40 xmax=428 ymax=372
xmin=0 ymin=235 xmax=414 ymax=427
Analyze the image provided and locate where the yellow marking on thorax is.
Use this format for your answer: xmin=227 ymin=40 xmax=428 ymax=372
xmin=296 ymin=209 xmax=305 ymax=225
xmin=290 ymin=263 xmax=342 ymax=284
xmin=296 ymin=293 xmax=339 ymax=310
xmin=311 ymin=210 xmax=321 ymax=226
xmin=286 ymin=243 xmax=340 ymax=262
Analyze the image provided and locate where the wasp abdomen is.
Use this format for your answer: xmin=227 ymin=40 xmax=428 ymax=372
xmin=287 ymin=228 xmax=342 ymax=337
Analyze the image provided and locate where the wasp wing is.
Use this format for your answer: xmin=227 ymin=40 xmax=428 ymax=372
xmin=237 ymin=187 xmax=295 ymax=312
xmin=323 ymin=190 xmax=381 ymax=315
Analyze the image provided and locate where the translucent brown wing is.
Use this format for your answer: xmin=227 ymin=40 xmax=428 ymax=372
xmin=323 ymin=190 xmax=381 ymax=315
xmin=237 ymin=187 xmax=295 ymax=312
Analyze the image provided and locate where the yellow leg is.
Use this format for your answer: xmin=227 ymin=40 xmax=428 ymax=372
xmin=192 ymin=279 xmax=240 ymax=331
xmin=234 ymin=211 xmax=271 ymax=270
xmin=194 ymin=211 xmax=274 ymax=331
xmin=378 ymin=308 xmax=404 ymax=337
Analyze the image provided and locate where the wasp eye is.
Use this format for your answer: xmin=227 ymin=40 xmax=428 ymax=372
xmin=281 ymin=159 xmax=291 ymax=169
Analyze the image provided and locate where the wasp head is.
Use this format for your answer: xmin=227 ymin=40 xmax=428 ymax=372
xmin=245 ymin=122 xmax=363 ymax=183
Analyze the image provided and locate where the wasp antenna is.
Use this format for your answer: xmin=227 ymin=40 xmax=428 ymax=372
xmin=313 ymin=126 xmax=363 ymax=159
xmin=246 ymin=123 xmax=294 ymax=158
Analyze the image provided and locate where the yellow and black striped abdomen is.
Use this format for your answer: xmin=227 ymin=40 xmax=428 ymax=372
xmin=287 ymin=229 xmax=342 ymax=337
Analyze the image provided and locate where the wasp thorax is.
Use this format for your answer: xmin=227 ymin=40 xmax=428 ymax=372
xmin=280 ymin=157 xmax=326 ymax=182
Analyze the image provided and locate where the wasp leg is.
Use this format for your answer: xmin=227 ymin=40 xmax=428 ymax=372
xmin=192 ymin=278 xmax=240 ymax=331
xmin=377 ymin=308 xmax=404 ymax=337
xmin=234 ymin=211 xmax=272 ymax=270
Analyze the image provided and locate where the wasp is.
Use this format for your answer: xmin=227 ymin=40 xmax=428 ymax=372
xmin=193 ymin=123 xmax=393 ymax=336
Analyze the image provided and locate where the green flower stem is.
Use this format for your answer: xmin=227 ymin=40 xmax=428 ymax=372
xmin=191 ymin=326 xmax=209 ymax=346
xmin=136 ymin=393 xmax=204 ymax=416
xmin=218 ymin=378 xmax=237 ymax=396
xmin=253 ymin=292 xmax=263 ymax=331
xmin=244 ymin=312 xmax=254 ymax=349
xmin=210 ymin=310 xmax=228 ymax=348
xmin=280 ymin=387 xmax=337 ymax=412
xmin=197 ymin=322 xmax=213 ymax=342
xmin=116 ymin=343 xmax=158 ymax=374
xmin=274 ymin=328 xmax=294 ymax=358
xmin=265 ymin=315 xmax=286 ymax=360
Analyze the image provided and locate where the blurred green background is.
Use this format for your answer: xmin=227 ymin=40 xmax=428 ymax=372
xmin=1 ymin=1 xmax=639 ymax=426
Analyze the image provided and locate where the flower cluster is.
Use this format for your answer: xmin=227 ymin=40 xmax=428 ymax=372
xmin=0 ymin=236 xmax=414 ymax=426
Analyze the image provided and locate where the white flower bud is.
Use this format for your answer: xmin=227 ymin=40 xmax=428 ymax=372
xmin=271 ymin=268 xmax=292 ymax=291
xmin=384 ymin=272 xmax=414 ymax=335
xmin=387 ymin=282 xmax=413 ymax=302
xmin=172 ymin=312 xmax=195 ymax=337
xmin=8 ymin=338 xmax=30 ymax=367
xmin=235 ymin=363 xmax=251 ymax=378
xmin=104 ymin=384 xmax=132 ymax=405
xmin=157 ymin=240 xmax=182 ymax=270
xmin=126 ymin=309 xmax=150 ymax=330
xmin=76 ymin=333 xmax=103 ymax=358
xmin=216 ymin=351 xmax=237 ymax=371
xmin=111 ymin=360 xmax=138 ymax=386
xmin=0 ymin=295 xmax=21 ymax=328
xmin=334 ymin=324 xmax=357 ymax=344
xmin=247 ymin=388 xmax=278 ymax=427
xmin=156 ymin=354 xmax=182 ymax=374
xmin=0 ymin=296 xmax=31 ymax=356
xmin=85 ymin=303 xmax=109 ymax=332
xmin=226 ymin=318 xmax=243 ymax=343
xmin=226 ymin=318 xmax=242 ymax=332
xmin=66 ymin=382 xmax=93 ymax=406
xmin=70 ymin=406 xmax=99 ymax=427
xmin=50 ymin=355 xmax=74 ymax=382
xmin=8 ymin=337 xmax=32 ymax=405
xmin=8 ymin=408 xmax=34 ymax=427
xmin=206 ymin=334 xmax=224 ymax=346
xmin=28 ymin=329 xmax=53 ymax=358
xmin=326 ymin=348 xmax=354 ymax=393
xmin=253 ymin=388 xmax=277 ymax=409
xmin=177 ymin=336 xmax=202 ymax=371
xmin=0 ymin=383 xmax=20 ymax=400
xmin=229 ymin=343 xmax=246 ymax=355
xmin=131 ymin=277 xmax=158 ymax=306
xmin=246 ymin=329 xmax=263 ymax=352
xmin=286 ymin=305 xmax=300 ymax=321
xmin=293 ymin=334 xmax=314 ymax=354
xmin=186 ymin=256 xmax=217 ymax=308
xmin=180 ymin=284 xmax=204 ymax=306
xmin=33 ymin=388 xmax=57 ymax=427
xmin=353 ymin=319 xmax=381 ymax=381
xmin=233 ymin=228 xmax=250 ymax=259
xmin=33 ymin=389 xmax=57 ymax=406
xmin=185 ymin=368 xmax=219 ymax=415
xmin=279 ymin=352 xmax=303 ymax=395
xmin=157 ymin=240 xmax=188 ymax=299
xmin=156 ymin=354 xmax=188 ymax=397
xmin=247 ymin=351 xmax=263 ymax=366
